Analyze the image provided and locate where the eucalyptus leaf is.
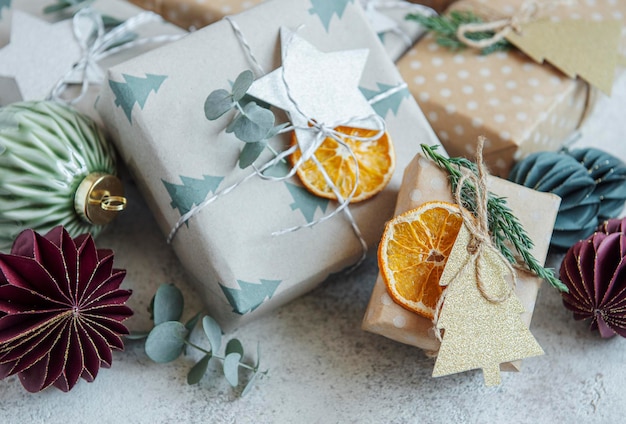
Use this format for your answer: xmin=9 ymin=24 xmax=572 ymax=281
xmin=225 ymin=338 xmax=244 ymax=356
xmin=145 ymin=321 xmax=188 ymax=363
xmin=204 ymin=89 xmax=234 ymax=120
xmin=231 ymin=70 xmax=254 ymax=102
xmin=239 ymin=94 xmax=271 ymax=110
xmin=223 ymin=352 xmax=242 ymax=387
xmin=187 ymin=354 xmax=212 ymax=385
xmin=43 ymin=3 xmax=72 ymax=13
xmin=241 ymin=372 xmax=258 ymax=397
xmin=153 ymin=284 xmax=184 ymax=325
xmin=225 ymin=113 xmax=242 ymax=134
xmin=232 ymin=102 xmax=274 ymax=143
xmin=239 ymin=140 xmax=267 ymax=168
xmin=202 ymin=315 xmax=222 ymax=353
xmin=266 ymin=123 xmax=289 ymax=139
xmin=185 ymin=312 xmax=202 ymax=333
xmin=125 ymin=331 xmax=150 ymax=340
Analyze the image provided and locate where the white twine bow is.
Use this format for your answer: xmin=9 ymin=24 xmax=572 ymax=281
xmin=48 ymin=8 xmax=184 ymax=104
xmin=167 ymin=18 xmax=407 ymax=268
xmin=360 ymin=0 xmax=437 ymax=48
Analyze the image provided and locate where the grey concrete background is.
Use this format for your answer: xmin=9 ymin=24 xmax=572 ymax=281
xmin=1 ymin=76 xmax=625 ymax=424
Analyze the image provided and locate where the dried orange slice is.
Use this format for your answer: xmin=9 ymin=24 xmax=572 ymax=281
xmin=290 ymin=126 xmax=395 ymax=202
xmin=378 ymin=201 xmax=463 ymax=319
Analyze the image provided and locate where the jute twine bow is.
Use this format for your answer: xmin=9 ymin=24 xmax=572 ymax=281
xmin=456 ymin=0 xmax=575 ymax=50
xmin=432 ymin=136 xmax=518 ymax=342
xmin=49 ymin=7 xmax=184 ymax=104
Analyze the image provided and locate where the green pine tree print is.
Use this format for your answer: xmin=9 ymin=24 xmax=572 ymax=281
xmin=162 ymin=174 xmax=224 ymax=218
xmin=108 ymin=73 xmax=167 ymax=123
xmin=360 ymin=83 xmax=410 ymax=117
xmin=0 ymin=0 xmax=10 ymax=19
xmin=220 ymin=279 xmax=282 ymax=315
xmin=308 ymin=0 xmax=354 ymax=31
xmin=285 ymin=182 xmax=329 ymax=223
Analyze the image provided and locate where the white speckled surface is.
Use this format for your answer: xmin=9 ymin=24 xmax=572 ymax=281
xmin=1 ymin=76 xmax=626 ymax=424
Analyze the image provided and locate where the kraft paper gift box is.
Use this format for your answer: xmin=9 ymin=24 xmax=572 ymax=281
xmin=0 ymin=0 xmax=185 ymax=126
xmin=128 ymin=0 xmax=434 ymax=61
xmin=362 ymin=153 xmax=560 ymax=365
xmin=97 ymin=0 xmax=443 ymax=329
xmin=397 ymin=0 xmax=626 ymax=177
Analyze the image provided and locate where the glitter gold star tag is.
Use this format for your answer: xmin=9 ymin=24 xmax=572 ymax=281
xmin=432 ymin=224 xmax=544 ymax=386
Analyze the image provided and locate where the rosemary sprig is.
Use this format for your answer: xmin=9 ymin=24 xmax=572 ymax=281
xmin=407 ymin=11 xmax=511 ymax=55
xmin=421 ymin=144 xmax=568 ymax=292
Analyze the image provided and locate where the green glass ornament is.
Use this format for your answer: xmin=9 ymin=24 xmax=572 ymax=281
xmin=0 ymin=100 xmax=126 ymax=250
xmin=509 ymin=151 xmax=600 ymax=250
xmin=567 ymin=147 xmax=626 ymax=220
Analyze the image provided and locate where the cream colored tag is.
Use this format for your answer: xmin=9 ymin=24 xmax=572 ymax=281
xmin=432 ymin=225 xmax=544 ymax=386
xmin=505 ymin=19 xmax=622 ymax=95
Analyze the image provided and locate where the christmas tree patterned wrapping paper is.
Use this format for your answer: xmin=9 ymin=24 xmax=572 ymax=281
xmin=127 ymin=0 xmax=433 ymax=61
xmin=362 ymin=153 xmax=560 ymax=368
xmin=0 ymin=0 xmax=185 ymax=125
xmin=397 ymin=0 xmax=626 ymax=177
xmin=97 ymin=0 xmax=442 ymax=330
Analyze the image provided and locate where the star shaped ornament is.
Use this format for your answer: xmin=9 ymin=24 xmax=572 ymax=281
xmin=0 ymin=11 xmax=81 ymax=105
xmin=247 ymin=27 xmax=378 ymax=159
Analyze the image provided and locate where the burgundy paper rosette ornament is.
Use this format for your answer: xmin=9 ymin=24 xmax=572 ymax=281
xmin=0 ymin=226 xmax=133 ymax=392
xmin=560 ymin=231 xmax=626 ymax=338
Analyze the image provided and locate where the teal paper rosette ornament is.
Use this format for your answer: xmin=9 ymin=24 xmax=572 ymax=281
xmin=0 ymin=101 xmax=125 ymax=250
xmin=566 ymin=147 xmax=626 ymax=220
xmin=509 ymin=151 xmax=599 ymax=249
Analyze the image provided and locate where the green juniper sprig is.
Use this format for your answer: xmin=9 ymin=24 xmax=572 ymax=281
xmin=128 ymin=284 xmax=266 ymax=396
xmin=421 ymin=144 xmax=568 ymax=292
xmin=407 ymin=11 xmax=511 ymax=55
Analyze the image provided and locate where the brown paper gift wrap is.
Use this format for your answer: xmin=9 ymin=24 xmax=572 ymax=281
xmin=98 ymin=0 xmax=442 ymax=329
xmin=128 ymin=0 xmax=264 ymax=30
xmin=362 ymin=154 xmax=560 ymax=361
xmin=397 ymin=0 xmax=626 ymax=177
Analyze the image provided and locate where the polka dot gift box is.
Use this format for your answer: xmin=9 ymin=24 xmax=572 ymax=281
xmin=362 ymin=153 xmax=560 ymax=365
xmin=397 ymin=0 xmax=626 ymax=177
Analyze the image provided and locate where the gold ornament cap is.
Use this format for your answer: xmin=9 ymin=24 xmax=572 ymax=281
xmin=74 ymin=173 xmax=127 ymax=226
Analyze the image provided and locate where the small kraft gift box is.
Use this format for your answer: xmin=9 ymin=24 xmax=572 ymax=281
xmin=97 ymin=0 xmax=443 ymax=329
xmin=397 ymin=0 xmax=626 ymax=177
xmin=362 ymin=151 xmax=560 ymax=375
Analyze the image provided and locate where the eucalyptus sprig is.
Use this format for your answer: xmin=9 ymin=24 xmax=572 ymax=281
xmin=205 ymin=70 xmax=287 ymax=168
xmin=421 ymin=144 xmax=568 ymax=292
xmin=407 ymin=11 xmax=511 ymax=55
xmin=128 ymin=284 xmax=266 ymax=396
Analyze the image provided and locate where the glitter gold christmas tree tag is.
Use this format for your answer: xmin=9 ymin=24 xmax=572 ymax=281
xmin=505 ymin=19 xmax=622 ymax=95
xmin=432 ymin=224 xmax=544 ymax=386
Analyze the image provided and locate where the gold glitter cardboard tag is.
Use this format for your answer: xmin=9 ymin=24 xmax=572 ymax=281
xmin=432 ymin=224 xmax=544 ymax=386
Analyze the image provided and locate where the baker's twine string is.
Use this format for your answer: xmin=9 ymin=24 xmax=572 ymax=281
xmin=432 ymin=137 xmax=518 ymax=342
xmin=456 ymin=0 xmax=575 ymax=50
xmin=167 ymin=18 xmax=406 ymax=270
xmin=48 ymin=8 xmax=184 ymax=104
